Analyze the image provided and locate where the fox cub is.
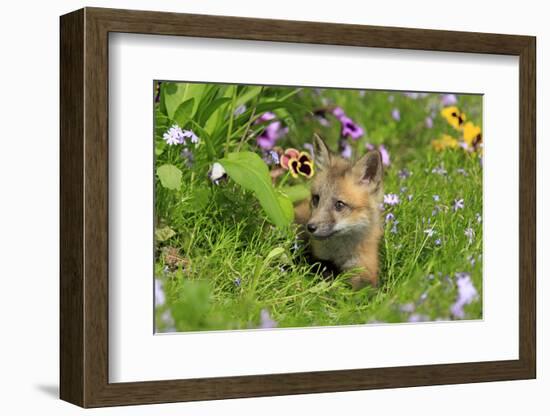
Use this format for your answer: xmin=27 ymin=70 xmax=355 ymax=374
xmin=296 ymin=135 xmax=384 ymax=289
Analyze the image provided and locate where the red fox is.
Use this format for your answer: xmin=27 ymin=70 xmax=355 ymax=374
xmin=295 ymin=134 xmax=384 ymax=289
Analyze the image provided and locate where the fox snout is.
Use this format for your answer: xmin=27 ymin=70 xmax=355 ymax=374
xmin=306 ymin=221 xmax=335 ymax=239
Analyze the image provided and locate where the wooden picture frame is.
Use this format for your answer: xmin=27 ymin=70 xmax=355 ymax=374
xmin=60 ymin=7 xmax=536 ymax=408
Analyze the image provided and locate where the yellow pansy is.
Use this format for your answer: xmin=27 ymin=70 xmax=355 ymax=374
xmin=463 ymin=121 xmax=482 ymax=148
xmin=432 ymin=134 xmax=459 ymax=152
xmin=441 ymin=106 xmax=466 ymax=130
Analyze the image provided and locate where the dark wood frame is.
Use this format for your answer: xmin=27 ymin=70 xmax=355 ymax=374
xmin=60 ymin=7 xmax=536 ymax=408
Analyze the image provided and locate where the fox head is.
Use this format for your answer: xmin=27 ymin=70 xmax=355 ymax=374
xmin=306 ymin=134 xmax=383 ymax=240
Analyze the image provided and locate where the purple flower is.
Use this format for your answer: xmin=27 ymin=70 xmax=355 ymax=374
xmin=259 ymin=309 xmax=278 ymax=329
xmin=464 ymin=227 xmax=474 ymax=244
xmin=163 ymin=124 xmax=186 ymax=145
xmin=391 ymin=108 xmax=401 ymax=121
xmin=255 ymin=113 xmax=288 ymax=150
xmin=379 ymin=144 xmax=391 ymax=166
xmin=441 ymin=94 xmax=458 ymax=106
xmin=434 ymin=238 xmax=442 ymax=246
xmin=263 ymin=150 xmax=280 ymax=165
xmin=182 ymin=129 xmax=199 ymax=144
xmin=340 ymin=115 xmax=364 ymax=140
xmin=234 ymin=104 xmax=247 ymax=116
xmin=453 ymin=198 xmax=465 ymax=212
xmin=450 ymin=273 xmax=478 ymax=319
xmin=314 ymin=109 xmax=330 ymax=126
xmin=400 ymin=303 xmax=415 ymax=313
xmin=398 ymin=169 xmax=412 ymax=180
xmin=234 ymin=277 xmax=241 ymax=287
xmin=384 ymin=193 xmax=400 ymax=206
xmin=303 ymin=143 xmax=314 ymax=158
xmin=408 ymin=314 xmax=429 ymax=323
xmin=390 ymin=220 xmax=399 ymax=234
xmin=385 ymin=213 xmax=395 ymax=223
xmin=339 ymin=140 xmax=352 ymax=159
xmin=332 ymin=106 xmax=345 ymax=118
xmin=180 ymin=148 xmax=194 ymax=167
xmin=155 ymin=279 xmax=165 ymax=307
xmin=431 ymin=166 xmax=448 ymax=176
xmin=433 ymin=195 xmax=440 ymax=202
xmin=425 ymin=116 xmax=433 ymax=129
xmin=365 ymin=142 xmax=375 ymax=151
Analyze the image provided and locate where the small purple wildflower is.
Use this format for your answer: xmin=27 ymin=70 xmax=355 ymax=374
xmin=453 ymin=198 xmax=465 ymax=212
xmin=263 ymin=150 xmax=280 ymax=165
xmin=303 ymin=143 xmax=314 ymax=159
xmin=450 ymin=273 xmax=478 ymax=319
xmin=400 ymin=303 xmax=415 ymax=313
xmin=155 ymin=279 xmax=165 ymax=307
xmin=332 ymin=107 xmax=345 ymax=118
xmin=234 ymin=277 xmax=241 ymax=287
xmin=424 ymin=228 xmax=435 ymax=238
xmin=340 ymin=115 xmax=364 ymax=140
xmin=441 ymin=94 xmax=458 ymax=106
xmin=365 ymin=142 xmax=375 ymax=151
xmin=163 ymin=124 xmax=186 ymax=145
xmin=398 ymin=169 xmax=411 ymax=180
xmin=431 ymin=166 xmax=448 ymax=176
xmin=182 ymin=129 xmax=199 ymax=144
xmin=390 ymin=220 xmax=399 ymax=234
xmin=339 ymin=140 xmax=352 ymax=159
xmin=234 ymin=104 xmax=247 ymax=116
xmin=259 ymin=309 xmax=278 ymax=329
xmin=384 ymin=193 xmax=400 ymax=206
xmin=379 ymin=144 xmax=391 ymax=166
xmin=180 ymin=148 xmax=194 ymax=167
xmin=434 ymin=238 xmax=442 ymax=246
xmin=385 ymin=213 xmax=395 ymax=223
xmin=433 ymin=195 xmax=440 ymax=202
xmin=425 ymin=116 xmax=433 ymax=129
xmin=408 ymin=314 xmax=429 ymax=323
xmin=391 ymin=108 xmax=401 ymax=121
xmin=467 ymin=255 xmax=476 ymax=267
xmin=464 ymin=227 xmax=475 ymax=244
xmin=400 ymin=186 xmax=407 ymax=194
xmin=255 ymin=112 xmax=288 ymax=150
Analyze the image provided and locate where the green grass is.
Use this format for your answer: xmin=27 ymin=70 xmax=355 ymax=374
xmin=154 ymin=84 xmax=483 ymax=332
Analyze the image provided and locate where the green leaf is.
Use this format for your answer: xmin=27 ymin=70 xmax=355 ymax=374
xmin=235 ymin=86 xmax=263 ymax=108
xmin=155 ymin=139 xmax=167 ymax=156
xmin=173 ymin=98 xmax=195 ymax=127
xmin=162 ymin=82 xmax=206 ymax=120
xmin=157 ymin=164 xmax=182 ymax=190
xmin=265 ymin=247 xmax=285 ymax=264
xmin=155 ymin=226 xmax=176 ymax=242
xmin=219 ymin=152 xmax=292 ymax=228
xmin=184 ymin=188 xmax=211 ymax=213
xmin=280 ymin=184 xmax=311 ymax=203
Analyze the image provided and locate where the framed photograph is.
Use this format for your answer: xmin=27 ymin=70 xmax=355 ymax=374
xmin=60 ymin=7 xmax=536 ymax=408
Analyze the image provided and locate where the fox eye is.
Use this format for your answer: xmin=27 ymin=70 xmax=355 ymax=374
xmin=311 ymin=194 xmax=320 ymax=207
xmin=334 ymin=200 xmax=347 ymax=211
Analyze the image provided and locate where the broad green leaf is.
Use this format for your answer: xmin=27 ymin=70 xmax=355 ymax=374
xmin=202 ymin=97 xmax=232 ymax=135
xmin=219 ymin=152 xmax=292 ymax=228
xmin=155 ymin=139 xmax=166 ymax=156
xmin=173 ymin=98 xmax=195 ymax=127
xmin=277 ymin=191 xmax=295 ymax=223
xmin=155 ymin=226 xmax=176 ymax=242
xmin=162 ymin=82 xmax=207 ymax=120
xmin=280 ymin=184 xmax=311 ymax=203
xmin=157 ymin=164 xmax=182 ymax=190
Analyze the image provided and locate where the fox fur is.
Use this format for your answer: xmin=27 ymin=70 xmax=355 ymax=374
xmin=296 ymin=134 xmax=384 ymax=289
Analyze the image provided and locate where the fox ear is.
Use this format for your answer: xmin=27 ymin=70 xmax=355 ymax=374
xmin=313 ymin=134 xmax=332 ymax=171
xmin=353 ymin=150 xmax=383 ymax=192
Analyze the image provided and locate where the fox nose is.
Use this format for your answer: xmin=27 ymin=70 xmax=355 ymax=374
xmin=307 ymin=223 xmax=317 ymax=233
